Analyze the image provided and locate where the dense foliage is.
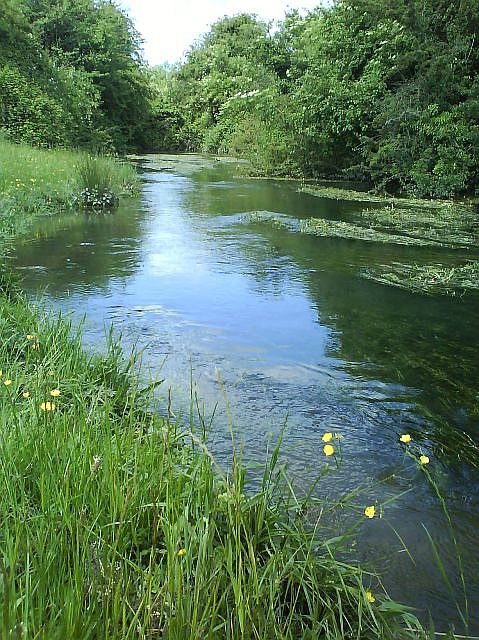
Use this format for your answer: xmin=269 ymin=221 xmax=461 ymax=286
xmin=0 ymin=0 xmax=157 ymax=151
xmin=158 ymin=1 xmax=478 ymax=197
xmin=2 ymin=0 xmax=477 ymax=195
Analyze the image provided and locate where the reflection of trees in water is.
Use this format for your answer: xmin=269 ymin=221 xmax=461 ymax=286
xmin=13 ymin=200 xmax=145 ymax=293
xmin=186 ymin=195 xmax=479 ymax=454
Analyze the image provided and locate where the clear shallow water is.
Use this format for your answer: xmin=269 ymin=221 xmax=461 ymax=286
xmin=12 ymin=155 xmax=479 ymax=632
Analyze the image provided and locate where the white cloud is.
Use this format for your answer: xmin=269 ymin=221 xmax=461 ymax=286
xmin=118 ymin=0 xmax=322 ymax=65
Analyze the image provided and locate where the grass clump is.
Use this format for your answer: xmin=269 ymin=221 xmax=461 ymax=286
xmin=0 ymin=140 xmax=139 ymax=252
xmin=76 ymin=154 xmax=139 ymax=210
xmin=0 ymin=287 xmax=430 ymax=639
xmin=361 ymin=261 xmax=479 ymax=296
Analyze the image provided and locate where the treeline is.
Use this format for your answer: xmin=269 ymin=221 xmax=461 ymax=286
xmin=156 ymin=0 xmax=479 ymax=198
xmin=0 ymin=0 xmax=161 ymax=152
xmin=2 ymin=0 xmax=477 ymax=197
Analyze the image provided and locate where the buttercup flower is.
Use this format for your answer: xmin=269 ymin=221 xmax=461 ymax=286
xmin=31 ymin=343 xmax=39 ymax=350
xmin=177 ymin=548 xmax=187 ymax=557
xmin=366 ymin=591 xmax=375 ymax=603
xmin=40 ymin=402 xmax=55 ymax=411
xmin=50 ymin=389 xmax=60 ymax=397
xmin=364 ymin=505 xmax=376 ymax=519
xmin=323 ymin=444 xmax=334 ymax=456
xmin=419 ymin=455 xmax=430 ymax=465
xmin=26 ymin=335 xmax=34 ymax=340
xmin=399 ymin=434 xmax=411 ymax=443
xmin=3 ymin=379 xmax=12 ymax=386
xmin=322 ymin=432 xmax=333 ymax=443
xmin=22 ymin=391 xmax=30 ymax=399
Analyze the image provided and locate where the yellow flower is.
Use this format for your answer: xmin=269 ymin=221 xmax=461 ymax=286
xmin=364 ymin=505 xmax=376 ymax=519
xmin=419 ymin=455 xmax=430 ymax=465
xmin=366 ymin=590 xmax=375 ymax=603
xmin=399 ymin=434 xmax=411 ymax=443
xmin=177 ymin=548 xmax=187 ymax=557
xmin=26 ymin=335 xmax=34 ymax=340
xmin=31 ymin=343 xmax=40 ymax=350
xmin=40 ymin=401 xmax=55 ymax=411
xmin=0 ymin=370 xmax=2 ymax=377
xmin=3 ymin=379 xmax=12 ymax=386
xmin=22 ymin=391 xmax=30 ymax=399
xmin=48 ymin=370 xmax=55 ymax=376
xmin=50 ymin=389 xmax=60 ymax=397
xmin=323 ymin=444 xmax=334 ymax=456
xmin=322 ymin=432 xmax=333 ymax=443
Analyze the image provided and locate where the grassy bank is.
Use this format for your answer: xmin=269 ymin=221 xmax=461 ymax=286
xmin=0 ymin=287 xmax=432 ymax=639
xmin=0 ymin=139 xmax=139 ymax=253
xmin=0 ymin=142 xmax=454 ymax=637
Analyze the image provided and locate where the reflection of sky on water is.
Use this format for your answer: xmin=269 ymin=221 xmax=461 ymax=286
xmin=11 ymin=155 xmax=479 ymax=633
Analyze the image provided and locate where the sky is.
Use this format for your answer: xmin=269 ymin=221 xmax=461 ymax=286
xmin=117 ymin=1 xmax=322 ymax=66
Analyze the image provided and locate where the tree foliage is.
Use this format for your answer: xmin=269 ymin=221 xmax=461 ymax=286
xmin=0 ymin=0 xmax=154 ymax=151
xmin=162 ymin=1 xmax=478 ymax=197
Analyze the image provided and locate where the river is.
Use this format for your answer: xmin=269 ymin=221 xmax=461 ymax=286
xmin=12 ymin=155 xmax=479 ymax=633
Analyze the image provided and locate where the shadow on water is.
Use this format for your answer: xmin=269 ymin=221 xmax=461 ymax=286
xmin=11 ymin=154 xmax=479 ymax=634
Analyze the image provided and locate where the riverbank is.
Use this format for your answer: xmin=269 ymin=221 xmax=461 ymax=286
xmin=0 ymin=142 xmax=439 ymax=637
xmin=0 ymin=139 xmax=139 ymax=253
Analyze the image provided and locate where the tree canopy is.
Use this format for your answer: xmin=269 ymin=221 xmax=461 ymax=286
xmin=0 ymin=0 xmax=155 ymax=151
xmin=158 ymin=1 xmax=478 ymax=197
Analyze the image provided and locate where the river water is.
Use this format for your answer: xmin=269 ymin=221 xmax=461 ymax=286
xmin=12 ymin=155 xmax=479 ymax=633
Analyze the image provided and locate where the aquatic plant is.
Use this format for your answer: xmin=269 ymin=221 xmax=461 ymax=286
xmin=299 ymin=186 xmax=458 ymax=209
xmin=361 ymin=262 xmax=479 ymax=296
xmin=300 ymin=217 xmax=442 ymax=246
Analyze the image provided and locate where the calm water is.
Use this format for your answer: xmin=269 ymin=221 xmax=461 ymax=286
xmin=12 ymin=155 xmax=479 ymax=632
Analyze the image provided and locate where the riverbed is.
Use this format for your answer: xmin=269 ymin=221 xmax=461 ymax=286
xmin=12 ymin=155 xmax=479 ymax=633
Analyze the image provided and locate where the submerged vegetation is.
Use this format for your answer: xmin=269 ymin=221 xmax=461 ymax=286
xmin=300 ymin=217 xmax=442 ymax=247
xmin=361 ymin=262 xmax=479 ymax=296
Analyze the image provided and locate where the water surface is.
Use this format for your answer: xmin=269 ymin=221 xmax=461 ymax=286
xmin=13 ymin=155 xmax=479 ymax=632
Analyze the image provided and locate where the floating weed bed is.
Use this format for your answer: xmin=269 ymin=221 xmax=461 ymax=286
xmin=299 ymin=186 xmax=461 ymax=209
xmin=358 ymin=206 xmax=479 ymax=249
xmin=361 ymin=261 xmax=479 ymax=296
xmin=240 ymin=210 xmax=298 ymax=230
xmin=300 ymin=217 xmax=442 ymax=246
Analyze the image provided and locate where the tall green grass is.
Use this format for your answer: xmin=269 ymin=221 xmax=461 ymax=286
xmin=0 ymin=139 xmax=139 ymax=252
xmin=0 ymin=289 xmax=428 ymax=639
